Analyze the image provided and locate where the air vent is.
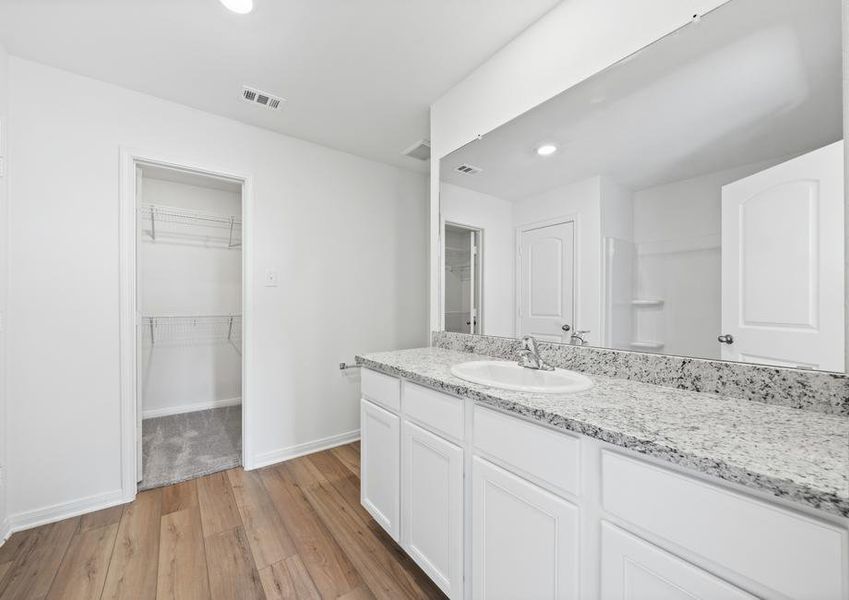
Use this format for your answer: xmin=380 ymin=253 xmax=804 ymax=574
xmin=455 ymin=164 xmax=482 ymax=175
xmin=402 ymin=139 xmax=431 ymax=161
xmin=241 ymin=86 xmax=285 ymax=111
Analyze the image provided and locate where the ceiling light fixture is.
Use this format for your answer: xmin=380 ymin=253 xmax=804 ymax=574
xmin=219 ymin=0 xmax=253 ymax=14
xmin=536 ymin=144 xmax=558 ymax=157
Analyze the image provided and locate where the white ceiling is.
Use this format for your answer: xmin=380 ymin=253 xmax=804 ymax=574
xmin=442 ymin=0 xmax=842 ymax=199
xmin=0 ymin=0 xmax=562 ymax=171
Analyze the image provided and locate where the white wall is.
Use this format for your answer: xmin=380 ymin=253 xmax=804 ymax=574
xmin=429 ymin=0 xmax=732 ymax=330
xmin=139 ymin=177 xmax=242 ymax=417
xmin=440 ymin=183 xmax=514 ymax=337
xmin=0 ymin=42 xmax=9 ymax=540
xmin=513 ymin=176 xmax=602 ymax=345
xmin=6 ymin=58 xmax=428 ymax=524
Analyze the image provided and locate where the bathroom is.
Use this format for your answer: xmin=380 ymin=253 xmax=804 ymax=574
xmin=0 ymin=0 xmax=846 ymax=598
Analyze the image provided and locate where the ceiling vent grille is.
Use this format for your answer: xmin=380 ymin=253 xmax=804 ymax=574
xmin=402 ymin=139 xmax=431 ymax=161
xmin=241 ymin=86 xmax=285 ymax=111
xmin=455 ymin=163 xmax=482 ymax=175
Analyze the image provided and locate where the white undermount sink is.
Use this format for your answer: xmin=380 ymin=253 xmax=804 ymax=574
xmin=450 ymin=360 xmax=594 ymax=394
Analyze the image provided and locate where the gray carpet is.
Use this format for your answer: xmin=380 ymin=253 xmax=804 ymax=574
xmin=140 ymin=405 xmax=242 ymax=490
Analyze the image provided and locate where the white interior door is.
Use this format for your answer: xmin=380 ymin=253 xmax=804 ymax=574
xmin=135 ymin=166 xmax=144 ymax=482
xmin=721 ymin=141 xmax=844 ymax=371
xmin=518 ymin=221 xmax=575 ymax=342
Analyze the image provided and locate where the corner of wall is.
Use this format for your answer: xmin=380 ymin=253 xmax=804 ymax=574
xmin=0 ymin=40 xmax=9 ymax=547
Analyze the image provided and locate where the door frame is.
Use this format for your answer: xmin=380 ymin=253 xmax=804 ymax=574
xmin=514 ymin=214 xmax=580 ymax=339
xmin=118 ymin=147 xmax=254 ymax=502
xmin=442 ymin=219 xmax=484 ymax=335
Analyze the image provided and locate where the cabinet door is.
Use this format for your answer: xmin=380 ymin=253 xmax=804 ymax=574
xmin=361 ymin=398 xmax=400 ymax=541
xmin=402 ymin=421 xmax=464 ymax=599
xmin=600 ymin=522 xmax=756 ymax=600
xmin=472 ymin=457 xmax=579 ymax=600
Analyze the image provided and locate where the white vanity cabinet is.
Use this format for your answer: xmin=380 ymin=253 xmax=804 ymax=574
xmin=599 ymin=522 xmax=757 ymax=600
xmin=472 ymin=457 xmax=579 ymax=600
xmin=359 ymin=368 xmax=849 ymax=600
xmin=402 ymin=420 xmax=464 ymax=597
xmin=360 ymin=369 xmax=465 ymax=598
xmin=360 ymin=398 xmax=400 ymax=540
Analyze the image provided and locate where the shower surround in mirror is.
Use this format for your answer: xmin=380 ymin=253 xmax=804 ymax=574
xmin=432 ymin=332 xmax=849 ymax=416
xmin=439 ymin=0 xmax=846 ymax=372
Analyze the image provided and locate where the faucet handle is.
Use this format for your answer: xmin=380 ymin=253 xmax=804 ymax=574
xmin=520 ymin=335 xmax=538 ymax=350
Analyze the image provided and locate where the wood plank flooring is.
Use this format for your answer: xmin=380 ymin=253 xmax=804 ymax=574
xmin=0 ymin=442 xmax=446 ymax=600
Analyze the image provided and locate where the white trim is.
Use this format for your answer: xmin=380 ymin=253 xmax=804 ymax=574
xmin=3 ymin=489 xmax=126 ymax=540
xmin=514 ymin=214 xmax=580 ymax=339
xmin=119 ymin=147 xmax=254 ymax=499
xmin=252 ymin=430 xmax=361 ymax=470
xmin=142 ymin=397 xmax=242 ymax=419
xmin=0 ymin=517 xmax=10 ymax=546
xmin=429 ymin=161 xmax=441 ymax=337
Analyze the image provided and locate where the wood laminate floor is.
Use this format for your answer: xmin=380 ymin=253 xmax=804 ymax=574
xmin=0 ymin=442 xmax=446 ymax=600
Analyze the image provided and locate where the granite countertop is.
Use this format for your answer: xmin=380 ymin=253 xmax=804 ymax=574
xmin=356 ymin=347 xmax=849 ymax=518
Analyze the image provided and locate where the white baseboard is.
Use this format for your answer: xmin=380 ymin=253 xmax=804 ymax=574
xmin=251 ymin=429 xmax=360 ymax=470
xmin=0 ymin=517 xmax=10 ymax=546
xmin=0 ymin=428 xmax=359 ymax=545
xmin=142 ymin=397 xmax=241 ymax=419
xmin=2 ymin=488 xmax=128 ymax=544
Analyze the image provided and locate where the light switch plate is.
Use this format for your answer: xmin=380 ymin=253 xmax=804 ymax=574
xmin=264 ymin=269 xmax=279 ymax=287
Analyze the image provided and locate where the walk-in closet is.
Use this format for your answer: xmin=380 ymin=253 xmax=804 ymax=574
xmin=137 ymin=164 xmax=243 ymax=490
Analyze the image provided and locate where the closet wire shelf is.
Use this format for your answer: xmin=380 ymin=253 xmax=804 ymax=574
xmin=138 ymin=204 xmax=242 ymax=248
xmin=142 ymin=315 xmax=242 ymax=351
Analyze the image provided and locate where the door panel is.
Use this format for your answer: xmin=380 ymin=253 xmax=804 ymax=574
xmin=472 ymin=457 xmax=579 ymax=600
xmin=721 ymin=141 xmax=844 ymax=370
xmin=360 ymin=399 xmax=400 ymax=541
xmin=519 ymin=221 xmax=575 ymax=342
xmin=600 ymin=522 xmax=756 ymax=600
xmin=402 ymin=421 xmax=463 ymax=598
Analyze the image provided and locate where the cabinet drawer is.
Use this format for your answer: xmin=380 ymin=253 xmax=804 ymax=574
xmin=361 ymin=368 xmax=400 ymax=412
xmin=404 ymin=382 xmax=465 ymax=442
xmin=601 ymin=451 xmax=848 ymax=600
xmin=473 ymin=406 xmax=580 ymax=498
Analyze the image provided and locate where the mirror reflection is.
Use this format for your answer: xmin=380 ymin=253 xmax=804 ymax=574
xmin=440 ymin=0 xmax=844 ymax=371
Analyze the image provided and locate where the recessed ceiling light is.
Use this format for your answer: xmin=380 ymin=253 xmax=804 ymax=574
xmin=536 ymin=144 xmax=558 ymax=157
xmin=219 ymin=0 xmax=253 ymax=14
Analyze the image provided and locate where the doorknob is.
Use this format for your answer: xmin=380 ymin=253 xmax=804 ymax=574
xmin=561 ymin=324 xmax=571 ymax=332
xmin=717 ymin=334 xmax=734 ymax=344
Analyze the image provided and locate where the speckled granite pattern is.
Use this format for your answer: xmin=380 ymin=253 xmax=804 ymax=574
xmin=432 ymin=331 xmax=849 ymax=416
xmin=357 ymin=347 xmax=849 ymax=518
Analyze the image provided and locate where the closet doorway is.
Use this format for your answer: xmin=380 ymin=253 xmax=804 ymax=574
xmin=444 ymin=223 xmax=482 ymax=334
xmin=127 ymin=158 xmax=248 ymax=491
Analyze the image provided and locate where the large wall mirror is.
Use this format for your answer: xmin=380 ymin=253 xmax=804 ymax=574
xmin=439 ymin=0 xmax=845 ymax=371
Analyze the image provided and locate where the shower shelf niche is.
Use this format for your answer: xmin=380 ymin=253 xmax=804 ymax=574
xmin=138 ymin=203 xmax=242 ymax=248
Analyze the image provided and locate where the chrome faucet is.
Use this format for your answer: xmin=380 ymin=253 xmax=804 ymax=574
xmin=570 ymin=329 xmax=590 ymax=346
xmin=517 ymin=335 xmax=555 ymax=371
